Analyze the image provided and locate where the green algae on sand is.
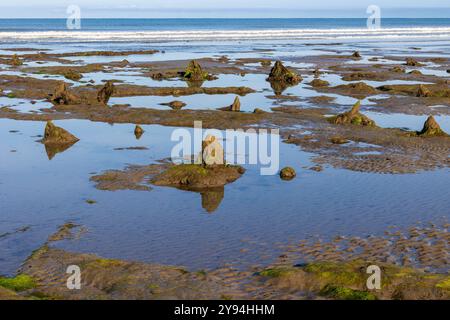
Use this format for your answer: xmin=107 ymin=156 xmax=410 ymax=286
xmin=0 ymin=274 xmax=36 ymax=292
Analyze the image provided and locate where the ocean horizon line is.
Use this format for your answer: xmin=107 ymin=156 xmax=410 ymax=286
xmin=1 ymin=17 xmax=450 ymax=20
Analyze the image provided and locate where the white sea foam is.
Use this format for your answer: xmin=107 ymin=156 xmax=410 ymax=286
xmin=1 ymin=27 xmax=450 ymax=42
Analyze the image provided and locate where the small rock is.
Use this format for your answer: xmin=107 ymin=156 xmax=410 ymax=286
xmin=150 ymin=72 xmax=164 ymax=80
xmin=330 ymin=137 xmax=349 ymax=144
xmin=119 ymin=59 xmax=129 ymax=67
xmin=408 ymin=70 xmax=422 ymax=76
xmin=162 ymin=100 xmax=186 ymax=110
xmin=218 ymin=56 xmax=229 ymax=63
xmin=352 ymin=51 xmax=361 ymax=58
xmin=310 ymin=165 xmax=323 ymax=172
xmin=309 ymin=78 xmax=329 ymax=87
xmin=253 ymin=108 xmax=266 ymax=114
xmin=280 ymin=167 xmax=296 ymax=180
xmin=63 ymin=69 xmax=82 ymax=81
xmin=390 ymin=66 xmax=405 ymax=73
xmin=134 ymin=125 xmax=144 ymax=139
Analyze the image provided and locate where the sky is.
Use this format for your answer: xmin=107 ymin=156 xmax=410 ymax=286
xmin=0 ymin=0 xmax=449 ymax=18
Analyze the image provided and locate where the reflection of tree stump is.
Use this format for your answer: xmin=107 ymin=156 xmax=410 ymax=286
xmin=201 ymin=187 xmax=225 ymax=213
xmin=269 ymin=81 xmax=289 ymax=95
xmin=44 ymin=142 xmax=77 ymax=160
xmin=186 ymin=80 xmax=204 ymax=88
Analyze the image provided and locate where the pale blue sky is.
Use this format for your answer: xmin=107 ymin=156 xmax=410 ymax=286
xmin=1 ymin=1 xmax=449 ymax=18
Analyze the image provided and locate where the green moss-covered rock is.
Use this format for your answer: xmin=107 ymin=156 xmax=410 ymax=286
xmin=320 ymin=284 xmax=377 ymax=300
xmin=259 ymin=267 xmax=299 ymax=278
xmin=303 ymin=261 xmax=364 ymax=287
xmin=151 ymin=164 xmax=245 ymax=189
xmin=436 ymin=278 xmax=450 ymax=290
xmin=0 ymin=274 xmax=36 ymax=292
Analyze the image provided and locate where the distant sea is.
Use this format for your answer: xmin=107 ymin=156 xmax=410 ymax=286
xmin=0 ymin=18 xmax=449 ymax=42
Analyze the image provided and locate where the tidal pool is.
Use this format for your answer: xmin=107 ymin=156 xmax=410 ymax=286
xmin=363 ymin=111 xmax=450 ymax=132
xmin=1 ymin=118 xmax=449 ymax=276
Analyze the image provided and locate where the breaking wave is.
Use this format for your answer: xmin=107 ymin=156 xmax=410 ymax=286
xmin=1 ymin=27 xmax=450 ymax=42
